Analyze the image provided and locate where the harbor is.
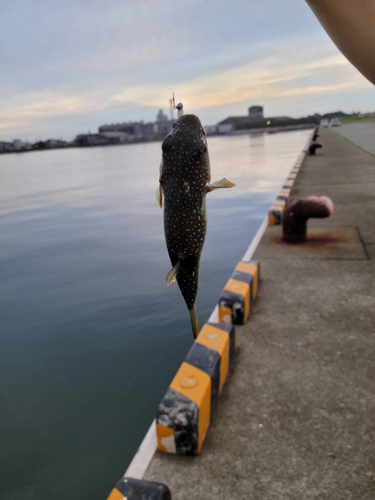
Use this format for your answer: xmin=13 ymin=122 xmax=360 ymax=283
xmin=3 ymin=1 xmax=375 ymax=498
xmin=120 ymin=124 xmax=375 ymax=499
xmin=2 ymin=105 xmax=366 ymax=154
xmin=0 ymin=129 xmax=311 ymax=500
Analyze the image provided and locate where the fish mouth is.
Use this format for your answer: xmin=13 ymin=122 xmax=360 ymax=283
xmin=173 ymin=114 xmax=206 ymax=140
xmin=177 ymin=114 xmax=202 ymax=125
xmin=162 ymin=113 xmax=207 ymax=155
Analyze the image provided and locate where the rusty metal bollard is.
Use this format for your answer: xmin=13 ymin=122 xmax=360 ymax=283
xmin=282 ymin=196 xmax=334 ymax=243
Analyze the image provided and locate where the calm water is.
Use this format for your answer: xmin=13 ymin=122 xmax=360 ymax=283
xmin=0 ymin=130 xmax=309 ymax=499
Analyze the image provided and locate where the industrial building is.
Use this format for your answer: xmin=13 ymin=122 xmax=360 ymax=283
xmin=217 ymin=105 xmax=317 ymax=134
xmin=248 ymin=105 xmax=264 ymax=119
xmin=75 ymin=111 xmax=174 ymax=146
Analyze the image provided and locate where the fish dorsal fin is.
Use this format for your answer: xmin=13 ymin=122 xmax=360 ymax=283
xmin=156 ymin=184 xmax=163 ymax=208
xmin=166 ymin=261 xmax=180 ymax=285
xmin=206 ymin=178 xmax=236 ymax=193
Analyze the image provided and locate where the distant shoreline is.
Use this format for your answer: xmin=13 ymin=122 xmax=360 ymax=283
xmin=228 ymin=123 xmax=315 ymax=135
xmin=0 ymin=138 xmax=163 ymax=155
xmin=0 ymin=144 xmax=78 ymax=155
xmin=0 ymin=126 xmax=316 ymax=155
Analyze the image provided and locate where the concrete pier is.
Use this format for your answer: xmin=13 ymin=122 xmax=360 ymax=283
xmin=144 ymin=126 xmax=375 ymax=499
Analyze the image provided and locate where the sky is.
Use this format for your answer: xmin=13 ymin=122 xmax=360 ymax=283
xmin=0 ymin=0 xmax=374 ymax=142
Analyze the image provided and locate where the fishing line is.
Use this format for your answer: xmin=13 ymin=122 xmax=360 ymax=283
xmin=160 ymin=0 xmax=180 ymax=119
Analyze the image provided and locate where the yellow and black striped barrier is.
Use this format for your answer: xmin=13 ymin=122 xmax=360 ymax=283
xmin=272 ymin=199 xmax=286 ymax=209
xmin=270 ymin=199 xmax=286 ymax=225
xmin=218 ymin=260 xmax=260 ymax=324
xmin=268 ymin=204 xmax=284 ymax=225
xmin=276 ymin=187 xmax=292 ymax=202
xmin=107 ymin=477 xmax=171 ymax=500
xmin=156 ymin=322 xmax=235 ymax=455
xmin=283 ymin=179 xmax=294 ymax=188
xmin=268 ymin=148 xmax=308 ymax=225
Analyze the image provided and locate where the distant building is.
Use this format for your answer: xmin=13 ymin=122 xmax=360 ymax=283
xmin=0 ymin=141 xmax=14 ymax=152
xmin=156 ymin=109 xmax=169 ymax=122
xmin=99 ymin=131 xmax=134 ymax=143
xmin=75 ymin=133 xmax=118 ymax=147
xmin=12 ymin=140 xmax=23 ymax=150
xmin=98 ymin=122 xmax=144 ymax=139
xmin=218 ymin=123 xmax=234 ymax=134
xmin=154 ymin=109 xmax=173 ymax=136
xmin=218 ymin=105 xmax=317 ymax=133
xmin=45 ymin=139 xmax=67 ymax=148
xmin=155 ymin=120 xmax=172 ymax=136
xmin=248 ymin=105 xmax=264 ymax=119
xmin=144 ymin=122 xmax=159 ymax=138
xmin=94 ymin=110 xmax=174 ymax=145
xmin=12 ymin=139 xmax=32 ymax=151
xmin=204 ymin=125 xmax=218 ymax=135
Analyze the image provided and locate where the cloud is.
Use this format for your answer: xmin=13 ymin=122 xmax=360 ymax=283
xmin=273 ymin=81 xmax=366 ymax=98
xmin=0 ymin=90 xmax=96 ymax=132
xmin=111 ymin=39 xmax=369 ymax=111
xmin=0 ymin=0 xmax=373 ymax=140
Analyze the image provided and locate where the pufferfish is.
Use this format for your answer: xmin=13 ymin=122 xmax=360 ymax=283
xmin=157 ymin=114 xmax=235 ymax=338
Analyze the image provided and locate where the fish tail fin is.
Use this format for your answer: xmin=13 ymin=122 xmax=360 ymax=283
xmin=189 ymin=306 xmax=199 ymax=339
xmin=206 ymin=178 xmax=236 ymax=193
xmin=156 ymin=184 xmax=163 ymax=208
xmin=166 ymin=261 xmax=180 ymax=286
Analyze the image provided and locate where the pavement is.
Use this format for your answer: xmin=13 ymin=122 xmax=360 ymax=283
xmin=334 ymin=121 xmax=375 ymax=157
xmin=144 ymin=126 xmax=375 ymax=499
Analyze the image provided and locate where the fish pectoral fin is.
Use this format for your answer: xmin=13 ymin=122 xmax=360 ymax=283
xmin=156 ymin=184 xmax=163 ymax=208
xmin=206 ymin=177 xmax=236 ymax=193
xmin=166 ymin=261 xmax=180 ymax=286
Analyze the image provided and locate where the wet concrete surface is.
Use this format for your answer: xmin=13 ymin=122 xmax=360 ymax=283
xmin=256 ymin=225 xmax=365 ymax=260
xmin=145 ymin=127 xmax=375 ymax=499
